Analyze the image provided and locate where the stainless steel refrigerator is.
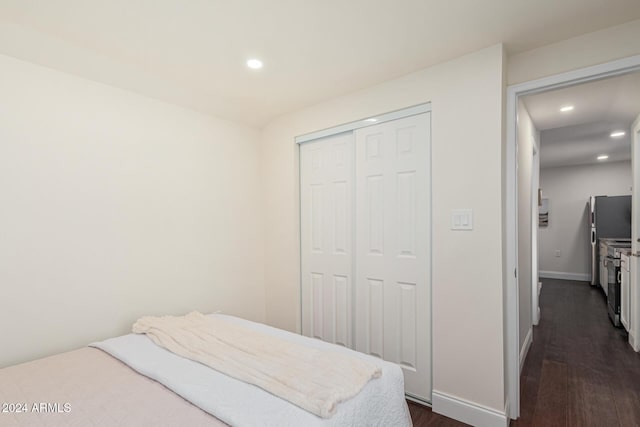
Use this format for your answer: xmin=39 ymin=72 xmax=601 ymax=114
xmin=589 ymin=195 xmax=632 ymax=286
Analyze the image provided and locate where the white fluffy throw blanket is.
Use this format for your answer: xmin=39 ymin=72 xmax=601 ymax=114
xmin=132 ymin=312 xmax=381 ymax=418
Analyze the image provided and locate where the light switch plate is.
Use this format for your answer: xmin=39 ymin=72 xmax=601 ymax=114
xmin=451 ymin=209 xmax=473 ymax=230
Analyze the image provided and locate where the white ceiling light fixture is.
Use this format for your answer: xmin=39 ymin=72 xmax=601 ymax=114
xmin=610 ymin=131 xmax=626 ymax=138
xmin=597 ymin=155 xmax=609 ymax=160
xmin=364 ymin=118 xmax=378 ymax=122
xmin=246 ymin=59 xmax=263 ymax=69
xmin=560 ymin=105 xmax=574 ymax=112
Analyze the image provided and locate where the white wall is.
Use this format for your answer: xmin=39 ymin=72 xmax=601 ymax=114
xmin=517 ymin=101 xmax=538 ymax=354
xmin=508 ymin=19 xmax=640 ymax=85
xmin=0 ymin=54 xmax=265 ymax=368
xmin=539 ymin=161 xmax=631 ymax=278
xmin=261 ymin=45 xmax=506 ymax=414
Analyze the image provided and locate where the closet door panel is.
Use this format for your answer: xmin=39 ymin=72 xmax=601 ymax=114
xmin=354 ymin=113 xmax=431 ymax=402
xmin=300 ymin=133 xmax=353 ymax=347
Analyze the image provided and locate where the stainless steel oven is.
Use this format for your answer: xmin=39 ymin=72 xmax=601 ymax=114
xmin=605 ymin=255 xmax=621 ymax=327
xmin=604 ymin=241 xmax=631 ymax=327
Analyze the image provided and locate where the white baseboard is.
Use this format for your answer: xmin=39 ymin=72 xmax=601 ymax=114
xmin=539 ymin=271 xmax=590 ymax=282
xmin=520 ymin=327 xmax=533 ymax=372
xmin=630 ymin=330 xmax=640 ymax=352
xmin=432 ymin=390 xmax=508 ymax=427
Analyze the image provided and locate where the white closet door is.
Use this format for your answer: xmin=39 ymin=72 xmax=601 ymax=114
xmin=354 ymin=113 xmax=431 ymax=402
xmin=300 ymin=133 xmax=353 ymax=347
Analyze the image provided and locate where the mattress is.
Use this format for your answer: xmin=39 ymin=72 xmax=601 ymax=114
xmin=0 ymin=315 xmax=411 ymax=427
xmin=0 ymin=347 xmax=227 ymax=427
xmin=94 ymin=314 xmax=411 ymax=427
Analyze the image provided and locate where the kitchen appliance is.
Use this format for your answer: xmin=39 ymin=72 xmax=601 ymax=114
xmin=599 ymin=240 xmax=609 ymax=295
xmin=620 ymin=249 xmax=631 ymax=331
xmin=604 ymin=240 xmax=631 ymax=327
xmin=599 ymin=238 xmax=630 ymax=296
xmin=589 ymin=195 xmax=632 ymax=287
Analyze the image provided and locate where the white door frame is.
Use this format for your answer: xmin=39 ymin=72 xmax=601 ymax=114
xmin=505 ymin=53 xmax=640 ymax=420
xmin=531 ymin=143 xmax=540 ymax=326
xmin=630 ymin=114 xmax=640 ymax=351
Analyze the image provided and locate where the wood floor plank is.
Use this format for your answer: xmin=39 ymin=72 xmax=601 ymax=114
xmin=567 ymin=365 xmax=618 ymax=427
xmin=531 ymin=359 xmax=567 ymax=427
xmin=516 ymin=375 xmax=538 ymax=427
xmin=610 ymin=344 xmax=640 ymax=427
xmin=407 ymin=401 xmax=469 ymax=426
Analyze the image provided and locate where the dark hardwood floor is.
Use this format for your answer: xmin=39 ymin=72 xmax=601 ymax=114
xmin=407 ymin=401 xmax=468 ymax=426
xmin=512 ymin=278 xmax=640 ymax=427
xmin=409 ymin=278 xmax=640 ymax=426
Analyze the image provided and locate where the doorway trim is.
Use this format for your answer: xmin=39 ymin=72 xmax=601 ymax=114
xmin=295 ymin=103 xmax=431 ymax=144
xmin=531 ymin=142 xmax=540 ymax=327
xmin=631 ymin=116 xmax=640 ymax=351
xmin=506 ymin=53 xmax=640 ymax=420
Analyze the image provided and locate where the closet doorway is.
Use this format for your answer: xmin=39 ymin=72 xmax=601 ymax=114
xmin=299 ymin=107 xmax=432 ymax=403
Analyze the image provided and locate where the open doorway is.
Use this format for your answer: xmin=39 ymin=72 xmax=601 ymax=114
xmin=523 ymin=73 xmax=637 ymax=313
xmin=508 ymin=67 xmax=640 ymax=424
xmin=504 ymin=55 xmax=640 ymax=421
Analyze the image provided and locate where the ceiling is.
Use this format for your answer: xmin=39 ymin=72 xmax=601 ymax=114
xmin=522 ymin=72 xmax=640 ymax=169
xmin=1 ymin=1 xmax=640 ymax=128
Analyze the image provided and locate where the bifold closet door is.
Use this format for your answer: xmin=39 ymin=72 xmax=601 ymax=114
xmin=354 ymin=113 xmax=431 ymax=402
xmin=300 ymin=133 xmax=353 ymax=347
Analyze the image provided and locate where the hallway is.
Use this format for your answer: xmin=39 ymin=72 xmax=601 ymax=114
xmin=513 ymin=278 xmax=640 ymax=426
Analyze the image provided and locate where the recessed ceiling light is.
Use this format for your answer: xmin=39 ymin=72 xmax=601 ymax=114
xmin=246 ymin=59 xmax=263 ymax=69
xmin=610 ymin=131 xmax=626 ymax=138
xmin=364 ymin=118 xmax=378 ymax=123
xmin=560 ymin=106 xmax=574 ymax=112
xmin=597 ymin=155 xmax=609 ymax=160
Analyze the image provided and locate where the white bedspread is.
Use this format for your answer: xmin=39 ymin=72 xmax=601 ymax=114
xmin=132 ymin=312 xmax=381 ymax=418
xmin=92 ymin=314 xmax=411 ymax=427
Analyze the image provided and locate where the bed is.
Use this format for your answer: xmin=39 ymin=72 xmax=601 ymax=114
xmin=0 ymin=314 xmax=411 ymax=427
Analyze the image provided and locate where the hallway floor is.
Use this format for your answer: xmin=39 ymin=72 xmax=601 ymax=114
xmin=512 ymin=278 xmax=640 ymax=426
